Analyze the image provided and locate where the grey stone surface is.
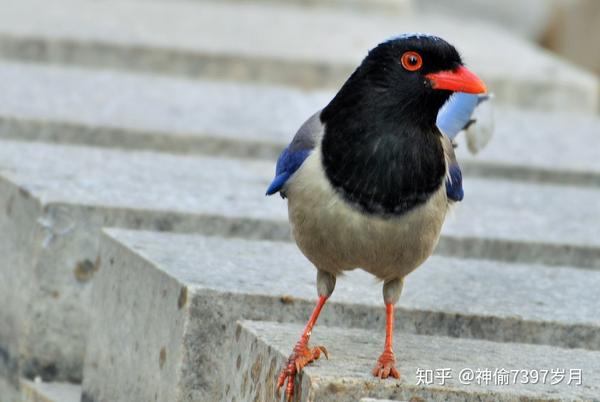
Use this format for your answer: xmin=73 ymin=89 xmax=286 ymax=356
xmin=438 ymin=178 xmax=600 ymax=269
xmin=21 ymin=380 xmax=81 ymax=402
xmin=0 ymin=376 xmax=21 ymax=402
xmin=219 ymin=0 xmax=413 ymax=14
xmin=0 ymin=138 xmax=599 ymax=385
xmin=0 ymin=61 xmax=598 ymax=186
xmin=0 ymin=61 xmax=330 ymax=159
xmin=0 ymin=175 xmax=45 ymax=390
xmin=232 ymin=320 xmax=600 ymax=401
xmin=0 ymin=140 xmax=286 ymax=384
xmin=4 ymin=139 xmax=600 ymax=272
xmin=0 ymin=0 xmax=596 ymax=112
xmin=360 ymin=399 xmax=404 ymax=402
xmin=82 ymin=229 xmax=600 ymax=401
xmin=101 ymin=230 xmax=600 ymax=349
xmin=416 ymin=0 xmax=553 ymax=40
xmin=455 ymin=108 xmax=600 ymax=187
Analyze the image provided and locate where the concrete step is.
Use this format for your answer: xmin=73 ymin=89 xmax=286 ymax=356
xmin=360 ymin=399 xmax=404 ymax=402
xmin=0 ymin=0 xmax=596 ymax=112
xmin=21 ymin=380 xmax=81 ymax=402
xmin=1 ymin=61 xmax=599 ymax=187
xmin=0 ymin=377 xmax=80 ymax=402
xmin=81 ymin=229 xmax=600 ymax=401
xmin=0 ymin=141 xmax=285 ymax=385
xmin=454 ymin=108 xmax=600 ymax=187
xmin=0 ymin=376 xmax=21 ymax=402
xmin=0 ymin=139 xmax=598 ymax=384
xmin=416 ymin=0 xmax=553 ymax=40
xmin=232 ymin=320 xmax=600 ymax=401
xmin=209 ymin=0 xmax=413 ymax=14
xmin=0 ymin=139 xmax=598 ymax=269
xmin=0 ymin=61 xmax=330 ymax=159
xmin=437 ymin=177 xmax=600 ymax=269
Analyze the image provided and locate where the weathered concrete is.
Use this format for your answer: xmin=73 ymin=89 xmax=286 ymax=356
xmin=0 ymin=0 xmax=596 ymax=112
xmin=21 ymin=380 xmax=81 ymax=402
xmin=0 ymin=62 xmax=598 ymax=186
xmin=360 ymin=399 xmax=404 ymax=402
xmin=0 ymin=140 xmax=285 ymax=384
xmin=232 ymin=320 xmax=600 ymax=401
xmin=455 ymin=108 xmax=600 ymax=187
xmin=0 ymin=172 xmax=46 ymax=392
xmin=81 ymin=229 xmax=600 ymax=401
xmin=1 ymin=141 xmax=599 ymax=273
xmin=220 ymin=0 xmax=413 ymax=14
xmin=438 ymin=177 xmax=600 ymax=269
xmin=1 ymin=138 xmax=599 ymax=385
xmin=0 ymin=61 xmax=330 ymax=159
xmin=0 ymin=376 xmax=21 ymax=402
xmin=416 ymin=0 xmax=553 ymax=40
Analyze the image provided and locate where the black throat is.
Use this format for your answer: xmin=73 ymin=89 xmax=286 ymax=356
xmin=320 ymin=84 xmax=447 ymax=217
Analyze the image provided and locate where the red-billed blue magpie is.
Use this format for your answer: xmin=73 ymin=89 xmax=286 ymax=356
xmin=266 ymin=33 xmax=487 ymax=400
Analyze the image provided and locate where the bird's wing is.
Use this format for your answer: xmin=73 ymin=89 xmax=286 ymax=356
xmin=265 ymin=111 xmax=323 ymax=197
xmin=441 ymin=135 xmax=464 ymax=202
xmin=436 ymin=93 xmax=489 ymax=140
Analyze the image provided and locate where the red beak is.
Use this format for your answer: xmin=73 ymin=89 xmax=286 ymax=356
xmin=426 ymin=65 xmax=487 ymax=94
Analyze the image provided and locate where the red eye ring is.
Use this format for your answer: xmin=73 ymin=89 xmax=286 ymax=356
xmin=401 ymin=51 xmax=423 ymax=71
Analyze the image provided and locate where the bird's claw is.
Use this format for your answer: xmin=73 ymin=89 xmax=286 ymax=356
xmin=276 ymin=341 xmax=328 ymax=401
xmin=372 ymin=350 xmax=400 ymax=379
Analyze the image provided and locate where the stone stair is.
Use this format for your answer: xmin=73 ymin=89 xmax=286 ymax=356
xmin=0 ymin=0 xmax=596 ymax=111
xmin=79 ymin=229 xmax=600 ymax=401
xmin=0 ymin=140 xmax=597 ymax=385
xmin=205 ymin=0 xmax=413 ymax=14
xmin=232 ymin=320 xmax=600 ymax=401
xmin=20 ymin=380 xmax=80 ymax=402
xmin=0 ymin=61 xmax=598 ymax=186
xmin=0 ymin=0 xmax=599 ymax=401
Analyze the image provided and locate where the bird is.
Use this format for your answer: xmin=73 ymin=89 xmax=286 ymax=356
xmin=265 ymin=33 xmax=487 ymax=400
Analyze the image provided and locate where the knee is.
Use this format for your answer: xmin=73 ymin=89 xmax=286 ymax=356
xmin=383 ymin=278 xmax=404 ymax=305
xmin=316 ymin=270 xmax=336 ymax=297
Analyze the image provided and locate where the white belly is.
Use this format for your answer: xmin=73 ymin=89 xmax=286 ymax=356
xmin=286 ymin=150 xmax=448 ymax=281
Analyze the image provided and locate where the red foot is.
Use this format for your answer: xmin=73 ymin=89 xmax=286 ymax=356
xmin=372 ymin=350 xmax=400 ymax=379
xmin=277 ymin=338 xmax=328 ymax=401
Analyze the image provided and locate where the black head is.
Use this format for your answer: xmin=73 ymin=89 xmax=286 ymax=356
xmin=319 ymin=34 xmax=486 ymax=217
xmin=322 ymin=33 xmax=486 ymax=128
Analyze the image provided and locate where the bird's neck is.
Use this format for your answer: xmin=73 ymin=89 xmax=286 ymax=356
xmin=320 ymin=106 xmax=446 ymax=217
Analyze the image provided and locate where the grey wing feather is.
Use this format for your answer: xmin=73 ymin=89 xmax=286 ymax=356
xmin=265 ymin=110 xmax=324 ymax=196
xmin=288 ymin=110 xmax=324 ymax=153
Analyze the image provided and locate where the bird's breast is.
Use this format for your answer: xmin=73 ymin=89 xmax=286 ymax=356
xmin=321 ymin=127 xmax=447 ymax=217
xmin=285 ymin=149 xmax=448 ymax=280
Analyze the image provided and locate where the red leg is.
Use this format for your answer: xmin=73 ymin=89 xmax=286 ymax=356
xmin=372 ymin=303 xmax=400 ymax=379
xmin=277 ymin=296 xmax=329 ymax=401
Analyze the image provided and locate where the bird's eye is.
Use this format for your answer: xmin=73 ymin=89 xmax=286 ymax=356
xmin=401 ymin=51 xmax=423 ymax=71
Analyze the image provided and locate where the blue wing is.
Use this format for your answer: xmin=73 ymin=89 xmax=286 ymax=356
xmin=265 ymin=147 xmax=311 ymax=196
xmin=437 ymin=93 xmax=489 ymax=139
xmin=266 ymin=112 xmax=322 ymax=197
xmin=445 ymin=164 xmax=464 ymax=202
